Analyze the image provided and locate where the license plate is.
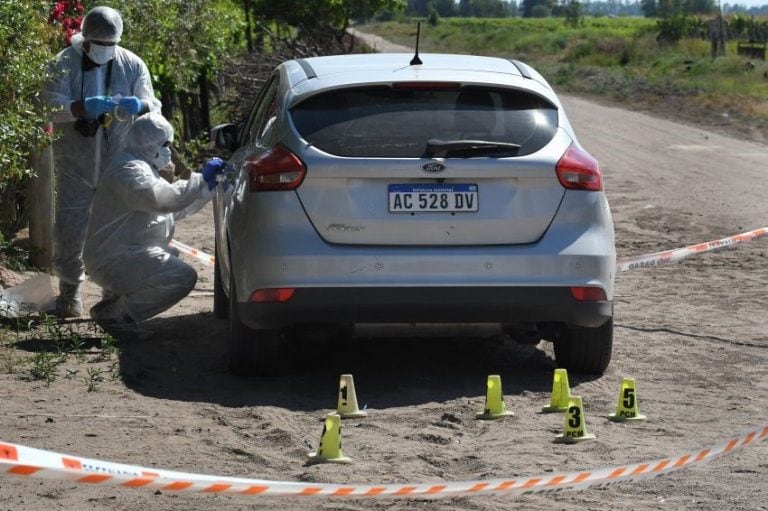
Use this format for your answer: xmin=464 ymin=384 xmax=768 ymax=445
xmin=388 ymin=184 xmax=478 ymax=213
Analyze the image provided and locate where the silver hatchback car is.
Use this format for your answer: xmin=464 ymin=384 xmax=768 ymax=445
xmin=211 ymin=52 xmax=615 ymax=377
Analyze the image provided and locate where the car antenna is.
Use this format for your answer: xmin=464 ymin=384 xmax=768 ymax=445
xmin=410 ymin=22 xmax=423 ymax=65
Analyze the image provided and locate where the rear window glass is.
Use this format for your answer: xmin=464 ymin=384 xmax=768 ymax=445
xmin=291 ymin=86 xmax=558 ymax=158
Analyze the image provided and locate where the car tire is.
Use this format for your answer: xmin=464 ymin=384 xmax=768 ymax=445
xmin=553 ymin=318 xmax=613 ymax=375
xmin=227 ymin=269 xmax=284 ymax=377
xmin=213 ymin=238 xmax=228 ymax=319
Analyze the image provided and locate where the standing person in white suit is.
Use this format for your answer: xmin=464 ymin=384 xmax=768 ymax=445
xmin=44 ymin=6 xmax=161 ymax=317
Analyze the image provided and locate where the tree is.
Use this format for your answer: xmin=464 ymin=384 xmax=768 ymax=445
xmin=523 ymin=0 xmax=553 ymax=16
xmin=641 ymin=0 xmax=658 ymax=16
xmin=564 ymin=0 xmax=583 ymax=26
xmin=433 ymin=0 xmax=459 ymax=16
xmin=115 ymin=0 xmax=245 ymax=141
xmin=406 ymin=0 xmax=430 ymax=15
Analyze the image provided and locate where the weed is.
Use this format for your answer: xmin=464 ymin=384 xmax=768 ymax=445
xmin=0 ymin=350 xmax=25 ymax=374
xmin=84 ymin=367 xmax=104 ymax=392
xmin=29 ymin=350 xmax=63 ymax=386
xmin=0 ymin=234 xmax=30 ymax=272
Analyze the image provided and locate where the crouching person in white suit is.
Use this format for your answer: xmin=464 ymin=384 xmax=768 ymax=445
xmin=84 ymin=112 xmax=225 ymax=340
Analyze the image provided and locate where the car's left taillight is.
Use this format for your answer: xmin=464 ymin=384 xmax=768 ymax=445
xmin=246 ymin=143 xmax=306 ymax=192
xmin=556 ymin=144 xmax=602 ymax=192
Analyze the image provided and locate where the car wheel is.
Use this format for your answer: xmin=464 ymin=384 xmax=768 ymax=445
xmin=553 ymin=318 xmax=613 ymax=375
xmin=227 ymin=269 xmax=284 ymax=377
xmin=213 ymin=238 xmax=228 ymax=319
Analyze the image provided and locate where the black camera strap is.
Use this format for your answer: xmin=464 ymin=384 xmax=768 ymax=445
xmin=80 ymin=55 xmax=114 ymax=102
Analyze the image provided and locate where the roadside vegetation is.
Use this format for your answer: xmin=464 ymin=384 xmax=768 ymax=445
xmin=358 ymin=16 xmax=768 ymax=142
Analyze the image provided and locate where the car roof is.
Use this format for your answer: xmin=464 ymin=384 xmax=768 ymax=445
xmin=282 ymin=53 xmax=558 ymax=105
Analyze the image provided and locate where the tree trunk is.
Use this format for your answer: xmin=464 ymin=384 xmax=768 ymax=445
xmin=198 ymin=69 xmax=210 ymax=135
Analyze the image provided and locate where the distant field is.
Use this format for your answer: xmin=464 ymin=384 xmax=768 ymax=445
xmin=358 ymin=18 xmax=768 ymax=142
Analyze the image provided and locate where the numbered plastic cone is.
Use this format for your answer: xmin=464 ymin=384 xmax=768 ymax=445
xmin=307 ymin=413 xmax=351 ymax=464
xmin=554 ymin=395 xmax=595 ymax=444
xmin=476 ymin=374 xmax=514 ymax=420
xmin=542 ymin=368 xmax=571 ymax=413
xmin=337 ymin=374 xmax=367 ymax=419
xmin=608 ymin=377 xmax=647 ymax=422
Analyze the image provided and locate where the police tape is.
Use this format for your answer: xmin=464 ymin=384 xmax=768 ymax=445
xmin=170 ymin=226 xmax=768 ymax=273
xmin=169 ymin=239 xmax=215 ymax=266
xmin=1 ymin=422 xmax=766 ymax=498
xmin=616 ymin=226 xmax=768 ymax=272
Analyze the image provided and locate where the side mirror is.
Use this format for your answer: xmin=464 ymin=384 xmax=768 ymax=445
xmin=211 ymin=123 xmax=239 ymax=152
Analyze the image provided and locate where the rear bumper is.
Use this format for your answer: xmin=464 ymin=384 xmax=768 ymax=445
xmin=237 ymin=286 xmax=613 ymax=330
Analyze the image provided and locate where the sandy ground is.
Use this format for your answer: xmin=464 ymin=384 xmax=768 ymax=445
xmin=1 ymin=37 xmax=768 ymax=510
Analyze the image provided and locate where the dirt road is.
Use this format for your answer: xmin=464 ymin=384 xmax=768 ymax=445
xmin=1 ymin=42 xmax=767 ymax=510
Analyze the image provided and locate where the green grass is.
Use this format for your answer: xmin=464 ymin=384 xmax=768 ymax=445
xmin=358 ymin=17 xmax=768 ymax=133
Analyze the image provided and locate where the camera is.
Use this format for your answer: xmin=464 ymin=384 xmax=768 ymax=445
xmin=74 ymin=118 xmax=100 ymax=137
xmin=74 ymin=114 xmax=110 ymax=137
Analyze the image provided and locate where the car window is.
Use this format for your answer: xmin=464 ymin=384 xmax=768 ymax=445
xmin=291 ymin=86 xmax=558 ymax=158
xmin=241 ymin=76 xmax=279 ymax=146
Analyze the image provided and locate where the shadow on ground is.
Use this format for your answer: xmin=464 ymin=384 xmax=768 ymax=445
xmin=107 ymin=312 xmax=602 ymax=410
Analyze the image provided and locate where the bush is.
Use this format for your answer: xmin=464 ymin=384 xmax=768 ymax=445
xmin=0 ymin=1 xmax=56 ymax=183
xmin=0 ymin=0 xmax=58 ymax=237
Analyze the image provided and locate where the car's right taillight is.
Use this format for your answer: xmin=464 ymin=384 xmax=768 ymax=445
xmin=556 ymin=144 xmax=602 ymax=191
xmin=246 ymin=144 xmax=306 ymax=192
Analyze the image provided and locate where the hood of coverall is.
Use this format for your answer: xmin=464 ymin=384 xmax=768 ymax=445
xmin=125 ymin=113 xmax=174 ymax=163
xmin=81 ymin=6 xmax=123 ymax=43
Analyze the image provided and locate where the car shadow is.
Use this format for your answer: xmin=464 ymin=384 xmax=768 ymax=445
xmin=111 ymin=312 xmax=601 ymax=410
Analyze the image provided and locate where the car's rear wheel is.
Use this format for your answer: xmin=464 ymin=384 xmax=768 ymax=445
xmin=228 ymin=270 xmax=285 ymax=377
xmin=213 ymin=238 xmax=228 ymax=319
xmin=553 ymin=318 xmax=613 ymax=375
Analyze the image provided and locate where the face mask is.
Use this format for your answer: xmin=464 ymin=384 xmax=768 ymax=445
xmin=87 ymin=43 xmax=116 ymax=65
xmin=153 ymin=146 xmax=172 ymax=170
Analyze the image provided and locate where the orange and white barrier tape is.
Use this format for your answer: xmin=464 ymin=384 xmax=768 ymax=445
xmin=169 ymin=239 xmax=215 ymax=266
xmin=169 ymin=226 xmax=767 ymax=273
xmin=1 ymin=423 xmax=765 ymax=498
xmin=617 ymin=226 xmax=768 ymax=272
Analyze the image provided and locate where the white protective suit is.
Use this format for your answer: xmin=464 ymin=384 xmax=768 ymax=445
xmin=43 ymin=7 xmax=161 ymax=315
xmin=83 ymin=112 xmax=212 ymax=331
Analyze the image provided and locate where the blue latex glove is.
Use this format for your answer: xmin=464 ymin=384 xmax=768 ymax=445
xmin=84 ymin=96 xmax=115 ymax=116
xmin=117 ymin=96 xmax=143 ymax=115
xmin=201 ymin=157 xmax=226 ymax=190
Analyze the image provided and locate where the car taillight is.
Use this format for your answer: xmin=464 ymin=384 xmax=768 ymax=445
xmin=246 ymin=144 xmax=306 ymax=192
xmin=570 ymin=287 xmax=607 ymax=301
xmin=556 ymin=145 xmax=602 ymax=191
xmin=392 ymin=81 xmax=461 ymax=90
xmin=250 ymin=288 xmax=295 ymax=303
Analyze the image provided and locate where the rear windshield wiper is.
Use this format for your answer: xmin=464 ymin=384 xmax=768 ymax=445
xmin=425 ymin=139 xmax=521 ymax=158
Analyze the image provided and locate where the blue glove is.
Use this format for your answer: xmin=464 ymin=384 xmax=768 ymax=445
xmin=201 ymin=157 xmax=226 ymax=190
xmin=84 ymin=96 xmax=115 ymax=116
xmin=117 ymin=96 xmax=143 ymax=115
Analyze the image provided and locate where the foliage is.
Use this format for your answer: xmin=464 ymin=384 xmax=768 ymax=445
xmin=254 ymin=0 xmax=405 ymax=36
xmin=0 ymin=1 xmax=57 ymax=185
xmin=0 ymin=0 xmax=60 ymax=238
xmin=109 ymin=0 xmax=245 ymax=139
xmin=562 ymin=0 xmax=583 ymax=27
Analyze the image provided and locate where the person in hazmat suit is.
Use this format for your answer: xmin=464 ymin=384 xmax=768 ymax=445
xmin=43 ymin=6 xmax=162 ymax=317
xmin=83 ymin=112 xmax=225 ymax=340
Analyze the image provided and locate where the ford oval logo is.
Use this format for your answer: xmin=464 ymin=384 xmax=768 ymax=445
xmin=422 ymin=161 xmax=446 ymax=173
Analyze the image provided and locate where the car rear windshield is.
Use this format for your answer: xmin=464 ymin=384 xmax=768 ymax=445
xmin=291 ymin=85 xmax=558 ymax=158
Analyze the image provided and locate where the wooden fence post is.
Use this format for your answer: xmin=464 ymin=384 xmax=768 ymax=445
xmin=27 ymin=122 xmax=54 ymax=269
